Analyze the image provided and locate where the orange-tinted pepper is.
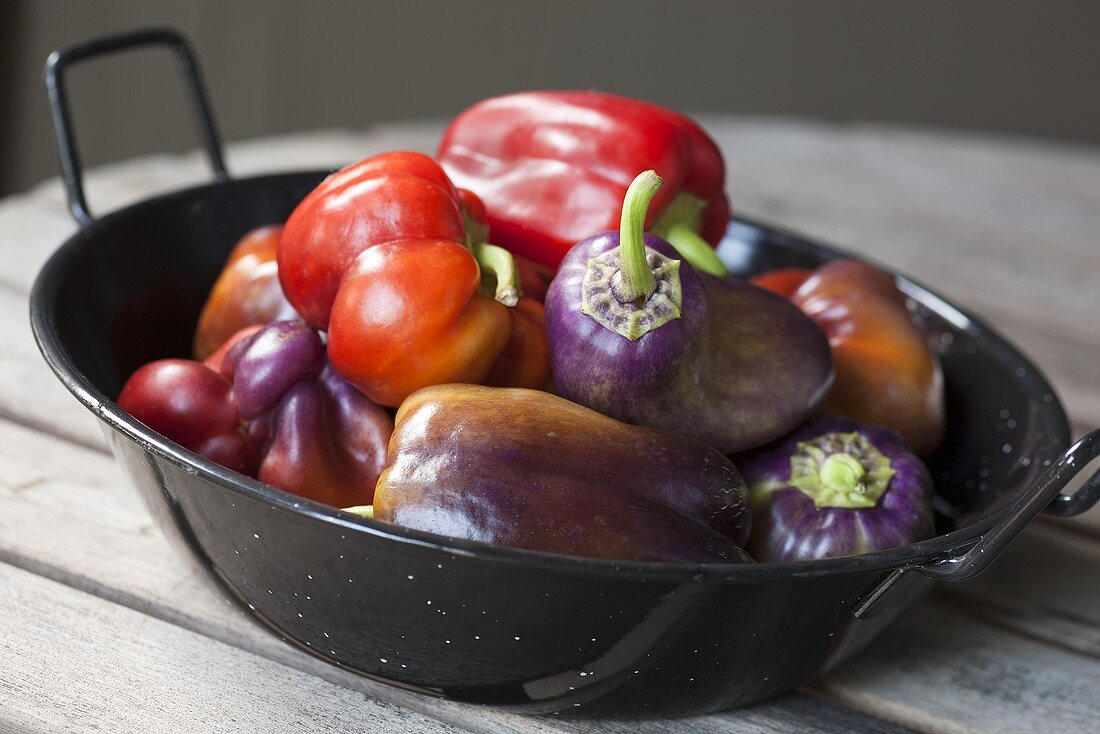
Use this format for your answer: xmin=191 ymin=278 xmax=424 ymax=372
xmin=326 ymin=239 xmax=511 ymax=407
xmin=484 ymin=298 xmax=551 ymax=390
xmin=193 ymin=225 xmax=297 ymax=360
xmin=750 ymin=267 xmax=812 ymax=300
xmin=791 ymin=260 xmax=945 ymax=456
xmin=514 ymin=256 xmax=555 ymax=303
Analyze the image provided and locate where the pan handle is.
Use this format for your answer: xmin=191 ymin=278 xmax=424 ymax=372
xmin=45 ymin=27 xmax=228 ymax=227
xmin=855 ymin=427 xmax=1100 ymax=618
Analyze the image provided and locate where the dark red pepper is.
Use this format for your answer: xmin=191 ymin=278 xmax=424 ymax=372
xmin=117 ymin=359 xmax=253 ymax=474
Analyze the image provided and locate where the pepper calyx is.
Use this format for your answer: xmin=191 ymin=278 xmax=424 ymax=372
xmin=651 ymin=191 xmax=730 ymax=278
xmin=581 ymin=248 xmax=682 ymax=340
xmin=786 ymin=432 xmax=895 ymax=509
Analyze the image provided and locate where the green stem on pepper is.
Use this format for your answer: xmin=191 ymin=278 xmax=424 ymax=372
xmin=786 ymin=432 xmax=896 ymax=509
xmin=473 ymin=242 xmax=521 ymax=307
xmin=579 ymin=170 xmax=684 ymax=341
xmin=819 ymin=453 xmax=867 ymax=495
xmin=651 ymin=191 xmax=730 ymax=278
xmin=342 ymin=504 xmax=375 ymax=519
xmin=617 ymin=170 xmax=664 ymax=302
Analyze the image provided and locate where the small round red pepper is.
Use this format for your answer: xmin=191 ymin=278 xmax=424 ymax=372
xmin=119 ymin=321 xmax=394 ymax=507
xmin=117 ymin=359 xmax=253 ymax=474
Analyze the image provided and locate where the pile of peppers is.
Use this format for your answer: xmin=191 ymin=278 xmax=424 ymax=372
xmin=119 ymin=320 xmax=392 ymax=507
xmin=118 ymin=90 xmax=945 ymax=565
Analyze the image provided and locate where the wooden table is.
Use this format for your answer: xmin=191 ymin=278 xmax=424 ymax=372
xmin=2 ymin=118 xmax=1099 ymax=733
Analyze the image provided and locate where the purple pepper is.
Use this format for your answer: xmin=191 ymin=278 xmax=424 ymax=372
xmin=545 ymin=171 xmax=833 ymax=454
xmin=372 ymin=384 xmax=753 ymax=564
xmin=222 ymin=320 xmax=326 ymax=420
xmin=220 ymin=320 xmax=393 ymax=507
xmin=738 ymin=417 xmax=935 ymax=562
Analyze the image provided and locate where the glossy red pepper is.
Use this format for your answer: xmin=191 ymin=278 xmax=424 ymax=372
xmin=279 ymin=151 xmax=546 ymax=406
xmin=437 ymin=91 xmax=730 ymax=274
xmin=279 ymin=152 xmax=483 ymax=330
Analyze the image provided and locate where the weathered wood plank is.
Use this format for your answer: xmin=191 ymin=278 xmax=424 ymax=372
xmin=0 ymin=563 xmax=471 ymax=734
xmin=816 ymin=595 xmax=1100 ymax=734
xmin=0 ymin=286 xmax=106 ymax=451
xmin=0 ymin=413 xmax=1095 ymax=733
xmin=0 ymin=128 xmax=432 ymax=298
xmin=942 ymin=520 xmax=1100 ymax=659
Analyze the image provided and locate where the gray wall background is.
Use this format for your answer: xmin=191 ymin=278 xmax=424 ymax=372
xmin=2 ymin=0 xmax=1099 ymax=197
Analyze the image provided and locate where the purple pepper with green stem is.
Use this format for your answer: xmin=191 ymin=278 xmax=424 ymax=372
xmin=545 ymin=170 xmax=834 ymax=455
xmin=739 ymin=417 xmax=935 ymax=562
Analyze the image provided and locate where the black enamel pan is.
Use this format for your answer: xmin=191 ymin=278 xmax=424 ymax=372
xmin=29 ymin=29 xmax=1100 ymax=716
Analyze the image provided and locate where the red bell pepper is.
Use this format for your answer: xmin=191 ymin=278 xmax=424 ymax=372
xmin=437 ymin=91 xmax=730 ymax=275
xmin=278 ymin=151 xmax=546 ymax=406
